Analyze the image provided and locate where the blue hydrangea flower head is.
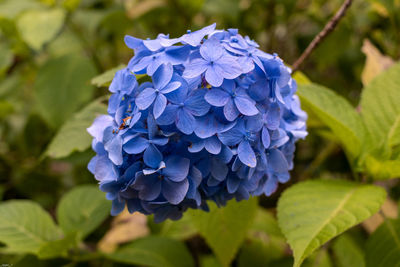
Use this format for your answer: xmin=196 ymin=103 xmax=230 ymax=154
xmin=88 ymin=24 xmax=307 ymax=222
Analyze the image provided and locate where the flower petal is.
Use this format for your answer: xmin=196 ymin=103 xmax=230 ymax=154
xmin=176 ymin=108 xmax=196 ymax=134
xmin=266 ymin=102 xmax=281 ymax=130
xmin=234 ymin=96 xmax=259 ymax=116
xmin=204 ymin=88 xmax=230 ymax=107
xmin=144 ymin=144 xmax=163 ymax=169
xmin=123 ymin=136 xmax=149 ymax=154
xmin=210 ymin=158 xmax=228 ymax=181
xmin=153 ymin=63 xmax=173 ymax=90
xmin=205 ymin=136 xmax=221 ymax=154
xmin=268 ymin=149 xmax=289 ymax=173
xmin=238 ymin=140 xmax=257 ymax=168
xmin=262 ymin=126 xmax=270 ymax=149
xmin=200 ymin=37 xmax=223 ymax=61
xmin=156 ymin=104 xmax=178 ymax=125
xmin=223 ymin=99 xmax=240 ymax=121
xmin=104 ymin=135 xmax=123 ymax=166
xmin=185 ymin=89 xmax=210 ymax=116
xmin=153 ymin=94 xmax=167 ymax=119
xmin=162 ymin=179 xmax=189 ymax=205
xmin=182 ymin=58 xmax=208 ymax=79
xmin=136 ymin=88 xmax=156 ymax=110
xmin=205 ymin=66 xmax=224 ymax=87
xmin=163 ymin=156 xmax=190 ymax=182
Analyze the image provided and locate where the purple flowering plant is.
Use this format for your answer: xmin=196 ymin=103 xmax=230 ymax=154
xmin=87 ymin=24 xmax=307 ymax=223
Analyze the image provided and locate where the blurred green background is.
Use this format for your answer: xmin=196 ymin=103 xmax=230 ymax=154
xmin=0 ymin=0 xmax=399 ymax=266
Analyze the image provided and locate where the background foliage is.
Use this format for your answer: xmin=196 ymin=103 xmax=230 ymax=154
xmin=0 ymin=0 xmax=399 ymax=266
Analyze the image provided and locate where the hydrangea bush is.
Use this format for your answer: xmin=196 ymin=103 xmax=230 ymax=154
xmin=87 ymin=24 xmax=307 ymax=222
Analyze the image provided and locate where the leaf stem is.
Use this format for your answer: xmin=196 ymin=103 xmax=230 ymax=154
xmin=291 ymin=0 xmax=353 ymax=73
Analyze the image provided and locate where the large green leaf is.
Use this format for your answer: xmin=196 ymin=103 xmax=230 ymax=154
xmin=277 ymin=180 xmax=386 ymax=267
xmin=57 ymin=185 xmax=111 ymax=240
xmin=188 ymin=198 xmax=258 ymax=267
xmin=365 ymin=219 xmax=400 ymax=267
xmin=106 ymin=236 xmax=194 ymax=267
xmin=158 ymin=212 xmax=197 ymax=240
xmin=34 ymin=54 xmax=97 ymax=128
xmin=332 ymin=234 xmax=365 ymax=267
xmin=16 ymin=8 xmax=66 ymax=50
xmin=297 ymin=83 xmax=367 ymax=161
xmin=0 ymin=200 xmax=62 ymax=254
xmin=44 ymin=97 xmax=107 ymax=158
xmin=360 ymin=62 xmax=400 ymax=156
xmin=37 ymin=232 xmax=78 ymax=259
xmin=364 ymin=155 xmax=400 ymax=180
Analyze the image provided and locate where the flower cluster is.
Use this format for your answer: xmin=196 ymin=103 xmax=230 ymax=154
xmin=88 ymin=24 xmax=307 ymax=222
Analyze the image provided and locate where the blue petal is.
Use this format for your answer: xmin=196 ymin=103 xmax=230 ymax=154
xmin=111 ymin=199 xmax=125 ymax=216
xmin=268 ymin=149 xmax=289 ymax=173
xmin=160 ymin=81 xmax=181 ymax=94
xmin=104 ymin=135 xmax=123 ymax=166
xmin=211 ymin=158 xmax=228 ymax=181
xmin=181 ymin=23 xmax=216 ymax=46
xmin=238 ymin=140 xmax=257 ymax=168
xmin=124 ymin=35 xmax=143 ymax=49
xmin=144 ymin=144 xmax=163 ymax=169
xmin=123 ymin=136 xmax=149 ymax=154
xmin=223 ymin=99 xmax=240 ymax=121
xmin=94 ymin=155 xmax=118 ymax=182
xmin=185 ymin=89 xmax=210 ymax=116
xmin=205 ymin=66 xmax=224 ymax=87
xmin=205 ymin=136 xmax=221 ymax=154
xmin=205 ymin=88 xmax=230 ymax=107
xmin=136 ymin=88 xmax=156 ymax=110
xmin=245 ymin=114 xmax=264 ymax=132
xmin=163 ymin=156 xmax=190 ymax=182
xmin=151 ymin=137 xmax=169 ymax=146
xmin=147 ymin=59 xmax=163 ymax=76
xmin=217 ymin=145 xmax=233 ymax=163
xmin=194 ymin=115 xmax=219 ymax=138
xmin=234 ymin=96 xmax=259 ymax=116
xmin=153 ymin=94 xmax=167 ymax=119
xmin=132 ymin=56 xmax=152 ymax=73
xmin=200 ymin=37 xmax=223 ymax=61
xmin=262 ymin=127 xmax=270 ymax=149
xmin=176 ymin=108 xmax=196 ymax=134
xmin=143 ymin=39 xmax=163 ymax=51
xmin=188 ymin=139 xmax=205 ymax=153
xmin=153 ymin=63 xmax=173 ymax=90
xmin=217 ymin=122 xmax=244 ymax=146
xmin=266 ymin=102 xmax=281 ymax=130
xmin=227 ymin=176 xmax=241 ymax=193
xmin=164 ymin=45 xmax=190 ymax=64
xmin=87 ymin=115 xmax=114 ymax=142
xmin=182 ymin=58 xmax=208 ymax=79
xmin=162 ymin=179 xmax=189 ymax=205
xmin=264 ymin=175 xmax=278 ymax=196
xmin=134 ymin=173 xmax=161 ymax=201
xmin=248 ymin=80 xmax=269 ymax=102
xmin=215 ymin=56 xmax=242 ymax=79
xmin=156 ymin=104 xmax=178 ymax=125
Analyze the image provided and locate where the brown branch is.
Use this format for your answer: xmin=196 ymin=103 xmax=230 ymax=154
xmin=291 ymin=0 xmax=353 ymax=73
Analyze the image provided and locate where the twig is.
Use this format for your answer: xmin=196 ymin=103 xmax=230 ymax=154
xmin=291 ymin=0 xmax=353 ymax=73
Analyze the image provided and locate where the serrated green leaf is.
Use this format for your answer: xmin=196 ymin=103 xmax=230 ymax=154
xmin=44 ymin=97 xmax=107 ymax=158
xmin=360 ymin=62 xmax=400 ymax=155
xmin=188 ymin=198 xmax=258 ymax=267
xmin=57 ymin=185 xmax=110 ymax=240
xmin=332 ymin=234 xmax=365 ymax=267
xmin=0 ymin=200 xmax=62 ymax=254
xmin=37 ymin=232 xmax=78 ymax=259
xmin=34 ymin=54 xmax=97 ymax=128
xmin=91 ymin=64 xmax=126 ymax=87
xmin=106 ymin=236 xmax=194 ymax=267
xmin=366 ymin=219 xmax=400 ymax=267
xmin=277 ymin=180 xmax=386 ymax=267
xmin=16 ymin=8 xmax=66 ymax=50
xmin=297 ymin=83 xmax=367 ymax=161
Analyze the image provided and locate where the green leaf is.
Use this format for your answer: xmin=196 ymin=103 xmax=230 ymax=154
xmin=364 ymin=155 xmax=400 ymax=180
xmin=238 ymin=240 xmax=272 ymax=267
xmin=249 ymin=208 xmax=283 ymax=238
xmin=302 ymin=249 xmax=332 ymax=267
xmin=159 ymin=212 xmax=197 ymax=240
xmin=0 ymin=0 xmax=44 ymax=19
xmin=277 ymin=180 xmax=386 ymax=267
xmin=37 ymin=232 xmax=78 ymax=259
xmin=34 ymin=54 xmax=97 ymax=128
xmin=106 ymin=236 xmax=194 ymax=267
xmin=91 ymin=64 xmax=126 ymax=87
xmin=0 ymin=41 xmax=13 ymax=74
xmin=16 ymin=8 xmax=66 ymax=50
xmin=188 ymin=198 xmax=258 ymax=267
xmin=388 ymin=115 xmax=400 ymax=149
xmin=297 ymin=83 xmax=367 ymax=160
xmin=44 ymin=97 xmax=107 ymax=158
xmin=332 ymin=234 xmax=365 ymax=267
xmin=0 ymin=200 xmax=62 ymax=254
xmin=360 ymin=62 xmax=400 ymax=155
xmin=57 ymin=185 xmax=111 ymax=240
xmin=365 ymin=219 xmax=400 ymax=267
